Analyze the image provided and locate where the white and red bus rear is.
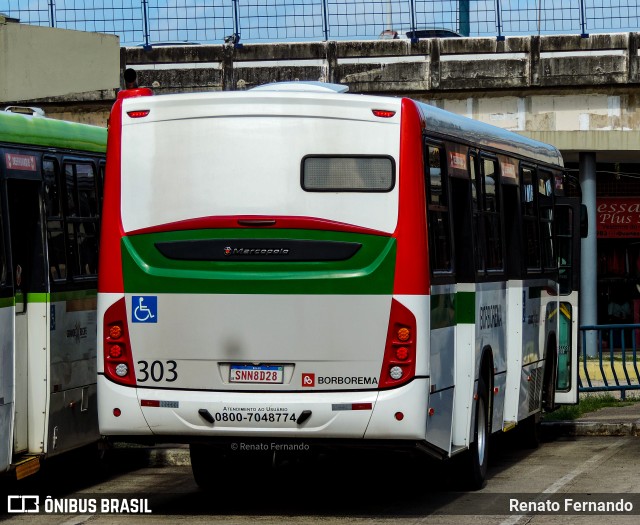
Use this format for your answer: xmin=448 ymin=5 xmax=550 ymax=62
xmin=98 ymin=79 xmax=581 ymax=489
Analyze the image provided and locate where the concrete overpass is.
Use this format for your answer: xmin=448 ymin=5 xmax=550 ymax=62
xmin=5 ymin=31 xmax=639 ymax=163
xmin=6 ymin=28 xmax=640 ymax=337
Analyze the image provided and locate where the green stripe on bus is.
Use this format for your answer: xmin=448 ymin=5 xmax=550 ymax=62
xmin=5 ymin=290 xmax=97 ymax=305
xmin=0 ymin=297 xmax=13 ymax=308
xmin=456 ymin=291 xmax=476 ymax=324
xmin=0 ymin=112 xmax=106 ymax=153
xmin=25 ymin=293 xmax=50 ymax=303
xmin=121 ymin=229 xmax=397 ymax=295
xmin=50 ymin=289 xmax=97 ymax=302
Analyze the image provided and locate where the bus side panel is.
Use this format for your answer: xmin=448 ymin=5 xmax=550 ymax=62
xmin=519 ymin=282 xmax=547 ymax=421
xmin=427 ymin=285 xmax=456 ymax=453
xmin=0 ymin=304 xmax=13 ymax=472
xmin=505 ymin=281 xmax=548 ymax=426
xmin=554 ymin=292 xmax=579 ymax=404
xmin=48 ymin=296 xmax=99 ymax=456
xmin=474 ymin=282 xmax=507 ymax=436
xmin=48 ymin=385 xmax=99 ymax=456
xmin=502 ymin=281 xmax=524 ymax=426
xmin=27 ymin=300 xmax=48 ymax=454
xmin=491 ymin=372 xmax=506 ymax=432
xmin=13 ymin=305 xmax=28 ymax=454
xmin=49 ymin=296 xmax=98 ymax=391
xmin=519 ymin=362 xmax=545 ymax=419
xmin=451 ymin=320 xmax=475 ymax=448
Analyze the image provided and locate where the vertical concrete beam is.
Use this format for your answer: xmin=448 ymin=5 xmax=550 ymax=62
xmin=428 ymin=39 xmax=440 ymax=90
xmin=222 ymin=44 xmax=235 ymax=91
xmin=628 ymin=32 xmax=639 ymax=83
xmin=529 ymin=35 xmax=540 ymax=86
xmin=579 ymin=152 xmax=598 ymax=357
xmin=324 ymin=41 xmax=337 ymax=84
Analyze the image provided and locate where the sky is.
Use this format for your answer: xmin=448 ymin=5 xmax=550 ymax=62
xmin=0 ymin=1 xmax=638 ymax=46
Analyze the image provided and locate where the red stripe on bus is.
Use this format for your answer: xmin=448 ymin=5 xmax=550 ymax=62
xmin=99 ymin=88 xmax=154 ymax=293
xmin=126 ymin=215 xmax=392 ymax=237
xmin=393 ymin=99 xmax=429 ymax=295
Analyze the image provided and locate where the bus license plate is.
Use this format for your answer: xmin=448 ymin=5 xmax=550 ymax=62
xmin=230 ymin=364 xmax=284 ymax=384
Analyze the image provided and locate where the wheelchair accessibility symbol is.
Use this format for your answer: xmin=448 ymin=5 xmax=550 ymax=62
xmin=132 ymin=296 xmax=157 ymax=323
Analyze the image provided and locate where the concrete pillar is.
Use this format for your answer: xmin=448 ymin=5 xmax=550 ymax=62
xmin=579 ymin=152 xmax=598 ymax=357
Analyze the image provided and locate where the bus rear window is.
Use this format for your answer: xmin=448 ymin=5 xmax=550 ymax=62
xmin=301 ymin=156 xmax=395 ymax=192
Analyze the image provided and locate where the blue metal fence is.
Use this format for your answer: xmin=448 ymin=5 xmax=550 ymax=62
xmin=580 ymin=324 xmax=640 ymax=399
xmin=1 ymin=1 xmax=639 ymax=47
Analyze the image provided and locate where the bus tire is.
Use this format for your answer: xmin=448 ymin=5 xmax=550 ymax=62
xmin=189 ymin=444 xmax=218 ymax=490
xmin=467 ymin=376 xmax=490 ymax=490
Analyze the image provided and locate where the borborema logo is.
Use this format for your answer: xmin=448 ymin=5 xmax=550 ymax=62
xmin=302 ymin=373 xmax=315 ymax=387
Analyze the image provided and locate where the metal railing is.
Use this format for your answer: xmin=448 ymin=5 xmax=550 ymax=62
xmin=580 ymin=324 xmax=640 ymax=399
xmin=1 ymin=1 xmax=639 ymax=47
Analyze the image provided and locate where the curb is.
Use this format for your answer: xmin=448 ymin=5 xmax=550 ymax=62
xmin=108 ymin=443 xmax=191 ymax=468
xmin=145 ymin=445 xmax=191 ymax=467
xmin=541 ymin=420 xmax=639 ymax=437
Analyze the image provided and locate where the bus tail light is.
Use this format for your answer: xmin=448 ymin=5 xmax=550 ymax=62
xmin=127 ymin=110 xmax=150 ymax=119
xmin=379 ymin=299 xmax=417 ymax=389
xmin=372 ymin=109 xmax=396 ymax=118
xmin=103 ymin=298 xmax=136 ymax=387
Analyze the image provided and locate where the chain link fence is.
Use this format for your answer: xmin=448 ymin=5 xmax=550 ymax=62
xmin=1 ymin=1 xmax=638 ymax=47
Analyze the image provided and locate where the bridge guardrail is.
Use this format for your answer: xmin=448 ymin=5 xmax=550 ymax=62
xmin=1 ymin=1 xmax=638 ymax=47
xmin=579 ymin=323 xmax=640 ymax=399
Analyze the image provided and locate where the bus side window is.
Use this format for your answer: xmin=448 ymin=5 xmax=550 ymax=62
xmin=0 ymin=200 xmax=6 ymax=288
xmin=521 ymin=166 xmax=541 ymax=272
xmin=539 ymin=169 xmax=555 ymax=271
xmin=426 ymin=144 xmax=452 ymax=275
xmin=44 ymin=159 xmax=67 ymax=281
xmin=0 ymin=152 xmax=6 ymax=289
xmin=62 ymin=161 xmax=99 ymax=278
xmin=469 ymin=153 xmax=485 ymax=274
xmin=449 ymin=150 xmax=474 ymax=282
xmin=556 ymin=205 xmax=573 ymax=294
xmin=481 ymin=157 xmax=504 ymax=272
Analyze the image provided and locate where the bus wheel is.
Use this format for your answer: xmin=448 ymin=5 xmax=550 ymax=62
xmin=189 ymin=444 xmax=219 ymax=490
xmin=467 ymin=377 xmax=490 ymax=490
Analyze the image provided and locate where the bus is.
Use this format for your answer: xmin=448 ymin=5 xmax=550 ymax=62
xmin=98 ymin=79 xmax=583 ymax=489
xmin=0 ymin=107 xmax=106 ymax=479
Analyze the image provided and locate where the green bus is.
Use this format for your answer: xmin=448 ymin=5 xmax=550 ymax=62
xmin=0 ymin=107 xmax=106 ymax=479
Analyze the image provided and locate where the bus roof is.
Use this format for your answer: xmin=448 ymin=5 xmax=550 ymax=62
xmin=415 ymin=100 xmax=564 ymax=168
xmin=119 ymin=84 xmax=562 ymax=167
xmin=0 ymin=110 xmax=107 ymax=153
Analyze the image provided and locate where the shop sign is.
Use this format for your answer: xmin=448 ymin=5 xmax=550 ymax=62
xmin=597 ymin=197 xmax=640 ymax=238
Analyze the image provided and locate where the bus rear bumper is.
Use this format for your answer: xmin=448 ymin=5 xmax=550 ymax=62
xmin=97 ymin=376 xmax=430 ymax=442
